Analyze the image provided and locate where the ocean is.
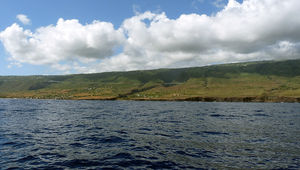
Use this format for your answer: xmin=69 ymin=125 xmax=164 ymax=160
xmin=0 ymin=99 xmax=299 ymax=169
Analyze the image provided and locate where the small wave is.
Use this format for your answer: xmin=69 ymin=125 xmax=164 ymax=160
xmin=147 ymin=161 xmax=179 ymax=169
xmin=40 ymin=152 xmax=66 ymax=158
xmin=253 ymin=113 xmax=269 ymax=117
xmin=154 ymin=133 xmax=173 ymax=137
xmin=34 ymin=165 xmax=64 ymax=170
xmin=138 ymin=128 xmax=152 ymax=131
xmin=210 ymin=114 xmax=225 ymax=117
xmin=70 ymin=142 xmax=85 ymax=147
xmin=104 ymin=158 xmax=180 ymax=169
xmin=79 ymin=136 xmax=127 ymax=144
xmin=2 ymin=141 xmax=17 ymax=146
xmin=109 ymin=152 xmax=134 ymax=160
xmin=175 ymin=150 xmax=214 ymax=158
xmin=110 ymin=159 xmax=151 ymax=168
xmin=100 ymin=136 xmax=126 ymax=143
xmin=88 ymin=127 xmax=103 ymax=130
xmin=135 ymin=155 xmax=158 ymax=160
xmin=56 ymin=159 xmax=101 ymax=168
xmin=115 ymin=130 xmax=128 ymax=134
xmin=3 ymin=141 xmax=28 ymax=149
xmin=132 ymin=146 xmax=154 ymax=151
xmin=12 ymin=109 xmax=23 ymax=112
xmin=203 ymin=131 xmax=229 ymax=135
xmin=193 ymin=131 xmax=229 ymax=136
xmin=75 ymin=124 xmax=86 ymax=128
xmin=54 ymin=154 xmax=181 ymax=169
xmin=17 ymin=155 xmax=39 ymax=163
xmin=250 ymin=138 xmax=267 ymax=143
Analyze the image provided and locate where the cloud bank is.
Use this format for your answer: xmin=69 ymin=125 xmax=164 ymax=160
xmin=1 ymin=0 xmax=300 ymax=73
xmin=16 ymin=14 xmax=31 ymax=25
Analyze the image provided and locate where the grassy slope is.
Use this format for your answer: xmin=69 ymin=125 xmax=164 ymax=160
xmin=1 ymin=59 xmax=300 ymax=102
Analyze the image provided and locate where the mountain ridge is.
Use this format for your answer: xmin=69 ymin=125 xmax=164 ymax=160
xmin=1 ymin=59 xmax=300 ymax=102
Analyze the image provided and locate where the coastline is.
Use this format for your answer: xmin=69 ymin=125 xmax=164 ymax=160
xmin=1 ymin=96 xmax=300 ymax=103
xmin=1 ymin=59 xmax=300 ymax=104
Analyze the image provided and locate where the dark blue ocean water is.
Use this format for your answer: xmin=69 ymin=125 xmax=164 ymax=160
xmin=0 ymin=99 xmax=299 ymax=169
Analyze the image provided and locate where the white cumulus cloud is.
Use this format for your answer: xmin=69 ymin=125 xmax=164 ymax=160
xmin=0 ymin=18 xmax=125 ymax=71
xmin=97 ymin=0 xmax=300 ymax=72
xmin=16 ymin=14 xmax=31 ymax=25
xmin=1 ymin=0 xmax=300 ymax=74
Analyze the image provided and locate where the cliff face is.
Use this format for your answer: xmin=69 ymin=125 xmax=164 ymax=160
xmin=1 ymin=59 xmax=300 ymax=102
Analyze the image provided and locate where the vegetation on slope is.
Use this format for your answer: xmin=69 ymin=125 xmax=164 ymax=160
xmin=1 ymin=59 xmax=300 ymax=102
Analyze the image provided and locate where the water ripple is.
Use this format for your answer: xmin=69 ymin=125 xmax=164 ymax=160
xmin=0 ymin=99 xmax=299 ymax=169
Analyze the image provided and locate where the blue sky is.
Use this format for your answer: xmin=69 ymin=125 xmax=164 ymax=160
xmin=0 ymin=0 xmax=299 ymax=75
xmin=0 ymin=0 xmax=224 ymax=75
xmin=0 ymin=0 xmax=228 ymax=28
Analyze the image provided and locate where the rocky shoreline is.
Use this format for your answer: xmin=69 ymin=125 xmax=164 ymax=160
xmin=1 ymin=96 xmax=300 ymax=103
xmin=65 ymin=96 xmax=300 ymax=103
xmin=127 ymin=96 xmax=300 ymax=103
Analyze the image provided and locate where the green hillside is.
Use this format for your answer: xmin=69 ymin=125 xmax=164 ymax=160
xmin=1 ymin=59 xmax=300 ymax=102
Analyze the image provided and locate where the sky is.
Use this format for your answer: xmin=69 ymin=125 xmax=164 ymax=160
xmin=0 ymin=0 xmax=299 ymax=75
